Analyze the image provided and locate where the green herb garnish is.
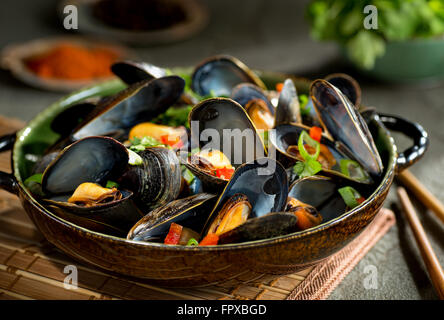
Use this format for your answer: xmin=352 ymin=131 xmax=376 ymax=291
xmin=186 ymin=238 xmax=199 ymax=246
xmin=299 ymin=94 xmax=310 ymax=117
xmin=307 ymin=0 xmax=444 ymax=69
xmin=152 ymin=105 xmax=193 ymax=128
xmin=24 ymin=173 xmax=44 ymax=196
xmin=292 ymin=130 xmax=323 ymax=178
xmin=182 ymin=166 xmax=195 ymax=185
xmin=106 ymin=180 xmax=120 ymax=189
xmin=298 ymin=130 xmax=320 ymax=161
xmin=129 ymin=135 xmax=165 ymax=152
xmin=338 ymin=186 xmax=363 ymax=209
xmin=128 ymin=149 xmax=144 ymax=165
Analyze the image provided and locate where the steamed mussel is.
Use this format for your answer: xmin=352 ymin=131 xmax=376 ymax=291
xmin=22 ymin=54 xmax=384 ymax=247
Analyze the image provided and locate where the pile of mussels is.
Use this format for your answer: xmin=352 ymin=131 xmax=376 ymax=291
xmin=26 ymin=55 xmax=384 ymax=246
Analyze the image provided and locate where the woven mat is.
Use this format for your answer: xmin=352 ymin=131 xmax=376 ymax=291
xmin=0 ymin=116 xmax=396 ymax=300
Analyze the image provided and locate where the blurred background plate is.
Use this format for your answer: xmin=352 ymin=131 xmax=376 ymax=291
xmin=60 ymin=0 xmax=210 ymax=46
xmin=0 ymin=36 xmax=134 ymax=92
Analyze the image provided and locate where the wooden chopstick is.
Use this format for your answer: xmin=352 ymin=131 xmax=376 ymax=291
xmin=397 ymin=187 xmax=444 ymax=299
xmin=397 ymin=170 xmax=444 ymax=225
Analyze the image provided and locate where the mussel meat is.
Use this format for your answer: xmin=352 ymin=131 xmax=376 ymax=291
xmin=231 ymin=83 xmax=275 ymax=115
xmin=201 ymin=158 xmax=289 ymax=238
xmin=288 ymin=176 xmax=355 ymax=223
xmin=285 ymin=197 xmax=322 ymax=230
xmin=205 ymin=193 xmax=252 ymax=236
xmin=217 ymin=212 xmax=298 ymax=245
xmin=44 ymin=188 xmax=143 ymax=237
xmin=245 ymin=99 xmax=275 ymax=130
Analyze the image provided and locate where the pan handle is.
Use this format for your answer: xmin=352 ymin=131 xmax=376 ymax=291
xmin=0 ymin=132 xmax=18 ymax=195
xmin=378 ymin=113 xmax=429 ymax=173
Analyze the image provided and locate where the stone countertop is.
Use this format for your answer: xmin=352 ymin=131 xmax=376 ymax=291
xmin=0 ymin=0 xmax=443 ymax=300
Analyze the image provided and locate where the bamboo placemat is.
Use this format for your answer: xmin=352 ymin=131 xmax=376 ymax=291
xmin=0 ymin=116 xmax=396 ymax=300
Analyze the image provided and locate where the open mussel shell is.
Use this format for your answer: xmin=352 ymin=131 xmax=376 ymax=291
xmin=50 ymin=98 xmax=99 ymax=137
xmin=202 ymin=158 xmax=288 ymax=236
xmin=71 ymin=76 xmax=185 ymax=141
xmin=127 ymin=193 xmax=217 ymax=242
xmin=31 ymin=151 xmax=59 ymax=175
xmin=41 ymin=136 xmax=129 ymax=195
xmin=111 ymin=60 xmax=167 ymax=84
xmin=288 ymin=176 xmax=352 ymax=223
xmin=299 ymin=74 xmax=361 ymax=128
xmin=188 ymin=98 xmax=267 ymax=166
xmin=218 ymin=212 xmax=298 ymax=245
xmin=184 ymin=97 xmax=267 ymax=191
xmin=324 ymin=73 xmax=361 ymax=107
xmin=310 ymin=79 xmax=383 ymax=177
xmin=270 ymin=123 xmax=373 ymax=184
xmin=119 ymin=147 xmax=182 ymax=212
xmin=191 ymin=55 xmax=266 ymax=97
xmin=111 ymin=60 xmax=197 ymax=105
xmin=44 ymin=190 xmax=144 ymax=237
xmin=274 ymin=78 xmax=301 ymax=127
xmin=231 ymin=83 xmax=275 ymax=115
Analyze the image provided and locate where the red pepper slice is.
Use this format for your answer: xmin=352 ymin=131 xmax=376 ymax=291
xmin=199 ymin=233 xmax=219 ymax=246
xmin=215 ymin=167 xmax=235 ymax=180
xmin=357 ymin=197 xmax=366 ymax=204
xmin=276 ymin=82 xmax=284 ymax=92
xmin=160 ymin=135 xmax=183 ymax=148
xmin=164 ymin=223 xmax=183 ymax=245
xmin=309 ymin=126 xmax=323 ymax=143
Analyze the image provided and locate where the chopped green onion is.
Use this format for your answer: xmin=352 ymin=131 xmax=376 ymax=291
xmin=140 ymin=136 xmax=162 ymax=147
xmin=106 ymin=180 xmax=119 ymax=189
xmin=24 ymin=173 xmax=43 ymax=185
xmin=292 ymin=161 xmax=305 ymax=176
xmin=128 ymin=149 xmax=143 ymax=166
xmin=298 ymin=130 xmax=320 ymax=161
xmin=130 ymin=137 xmax=141 ymax=146
xmin=129 ymin=145 xmax=146 ymax=152
xmin=186 ymin=238 xmax=199 ymax=246
xmin=152 ymin=105 xmax=193 ymax=128
xmin=340 ymin=159 xmax=368 ymax=182
xmin=292 ymin=159 xmax=322 ymax=178
xmin=299 ymin=94 xmax=310 ymax=117
xmin=182 ymin=167 xmax=195 ymax=185
xmin=24 ymin=173 xmax=44 ymax=196
xmin=338 ymin=186 xmax=362 ymax=209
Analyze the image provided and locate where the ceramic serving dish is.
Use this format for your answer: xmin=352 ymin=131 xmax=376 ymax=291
xmin=0 ymin=71 xmax=429 ymax=287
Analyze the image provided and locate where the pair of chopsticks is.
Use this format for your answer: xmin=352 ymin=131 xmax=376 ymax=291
xmin=396 ymin=170 xmax=444 ymax=299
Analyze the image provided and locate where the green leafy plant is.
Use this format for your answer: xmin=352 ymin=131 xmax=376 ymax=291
xmin=307 ymin=0 xmax=444 ymax=69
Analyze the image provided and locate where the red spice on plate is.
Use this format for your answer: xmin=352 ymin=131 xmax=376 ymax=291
xmin=25 ymin=43 xmax=119 ymax=81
